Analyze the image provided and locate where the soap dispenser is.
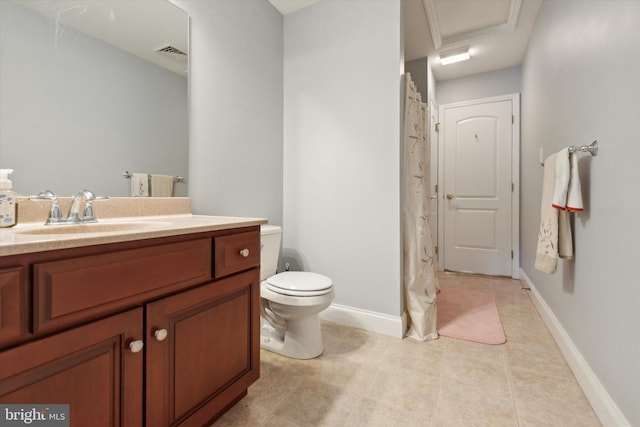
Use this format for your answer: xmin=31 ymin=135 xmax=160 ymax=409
xmin=0 ymin=169 xmax=17 ymax=228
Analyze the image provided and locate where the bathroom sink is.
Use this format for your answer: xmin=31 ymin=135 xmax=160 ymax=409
xmin=15 ymin=221 xmax=170 ymax=236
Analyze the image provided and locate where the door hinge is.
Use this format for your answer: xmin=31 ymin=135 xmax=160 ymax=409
xmin=512 ymin=182 xmax=514 ymax=192
xmin=512 ymin=115 xmax=514 ymax=124
xmin=435 ymin=246 xmax=438 ymax=255
xmin=435 ymin=122 xmax=440 ymax=132
xmin=511 ymin=250 xmax=514 ymax=259
xmin=435 ymin=184 xmax=438 ymax=193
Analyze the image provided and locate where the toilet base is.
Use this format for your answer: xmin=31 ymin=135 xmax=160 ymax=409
xmin=260 ymin=314 xmax=324 ymax=359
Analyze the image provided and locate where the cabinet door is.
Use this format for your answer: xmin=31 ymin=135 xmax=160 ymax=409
xmin=0 ymin=308 xmax=144 ymax=427
xmin=0 ymin=266 xmax=27 ymax=346
xmin=146 ymin=269 xmax=260 ymax=427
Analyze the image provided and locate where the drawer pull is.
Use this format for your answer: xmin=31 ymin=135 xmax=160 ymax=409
xmin=154 ymin=328 xmax=168 ymax=342
xmin=239 ymin=248 xmax=250 ymax=258
xmin=129 ymin=339 xmax=144 ymax=353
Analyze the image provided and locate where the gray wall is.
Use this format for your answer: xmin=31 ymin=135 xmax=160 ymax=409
xmin=405 ymin=57 xmax=428 ymax=101
xmin=282 ymin=0 xmax=404 ymax=318
xmin=437 ymin=66 xmax=521 ymax=106
xmin=0 ymin=1 xmax=188 ymax=197
xmin=173 ymin=0 xmax=283 ymax=225
xmin=176 ymin=0 xmax=404 ymax=332
xmin=520 ymin=1 xmax=640 ymax=425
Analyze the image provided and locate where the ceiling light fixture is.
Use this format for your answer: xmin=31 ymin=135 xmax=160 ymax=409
xmin=439 ymin=47 xmax=471 ymax=65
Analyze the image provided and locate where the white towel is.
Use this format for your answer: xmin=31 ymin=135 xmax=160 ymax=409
xmin=552 ymin=148 xmax=583 ymax=212
xmin=536 ymin=151 xmax=578 ymax=273
xmin=150 ymin=174 xmax=174 ymax=197
xmin=535 ymin=154 xmax=560 ymax=273
xmin=131 ymin=173 xmax=149 ymax=197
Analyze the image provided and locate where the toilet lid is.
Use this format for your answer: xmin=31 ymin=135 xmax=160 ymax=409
xmin=265 ymin=271 xmax=332 ymax=293
xmin=264 ymin=283 xmax=333 ymax=297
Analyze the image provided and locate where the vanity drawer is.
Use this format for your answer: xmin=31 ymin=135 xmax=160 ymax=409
xmin=33 ymin=238 xmax=212 ymax=333
xmin=0 ymin=266 xmax=27 ymax=346
xmin=214 ymin=231 xmax=260 ymax=278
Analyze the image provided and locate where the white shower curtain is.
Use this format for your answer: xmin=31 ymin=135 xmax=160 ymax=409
xmin=402 ymin=73 xmax=439 ymax=341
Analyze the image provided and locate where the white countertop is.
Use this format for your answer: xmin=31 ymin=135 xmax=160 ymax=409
xmin=0 ymin=214 xmax=267 ymax=256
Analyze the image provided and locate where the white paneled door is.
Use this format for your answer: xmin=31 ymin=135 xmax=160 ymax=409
xmin=440 ymin=97 xmax=516 ymax=277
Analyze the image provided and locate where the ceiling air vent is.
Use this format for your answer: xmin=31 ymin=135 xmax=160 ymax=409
xmin=155 ymin=45 xmax=188 ymax=63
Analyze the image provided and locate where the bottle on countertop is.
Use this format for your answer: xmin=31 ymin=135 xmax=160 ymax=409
xmin=0 ymin=169 xmax=17 ymax=228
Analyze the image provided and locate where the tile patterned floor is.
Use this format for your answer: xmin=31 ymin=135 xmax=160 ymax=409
xmin=213 ymin=273 xmax=602 ymax=426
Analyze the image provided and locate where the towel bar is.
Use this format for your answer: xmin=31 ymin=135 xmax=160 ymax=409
xmin=568 ymin=140 xmax=598 ymax=156
xmin=123 ymin=171 xmax=184 ymax=182
xmin=540 ymin=140 xmax=598 ymax=166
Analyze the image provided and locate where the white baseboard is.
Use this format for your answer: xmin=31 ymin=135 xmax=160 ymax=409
xmin=320 ymin=303 xmax=407 ymax=339
xmin=520 ymin=269 xmax=631 ymax=427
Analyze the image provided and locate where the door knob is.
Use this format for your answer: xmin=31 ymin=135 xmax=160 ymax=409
xmin=154 ymin=328 xmax=168 ymax=342
xmin=129 ymin=340 xmax=144 ymax=353
xmin=446 ymin=194 xmax=455 ymax=200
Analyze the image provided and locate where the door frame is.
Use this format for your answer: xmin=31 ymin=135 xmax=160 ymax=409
xmin=436 ymin=93 xmax=520 ymax=279
xmin=428 ymin=96 xmax=439 ymax=267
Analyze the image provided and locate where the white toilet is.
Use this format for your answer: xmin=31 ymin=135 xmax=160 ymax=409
xmin=260 ymin=225 xmax=334 ymax=359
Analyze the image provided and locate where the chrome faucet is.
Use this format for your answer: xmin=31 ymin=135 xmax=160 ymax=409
xmin=30 ymin=189 xmax=108 ymax=225
xmin=66 ymin=190 xmax=97 ymax=224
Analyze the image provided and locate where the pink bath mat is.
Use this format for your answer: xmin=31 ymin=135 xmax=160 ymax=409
xmin=437 ymin=288 xmax=506 ymax=345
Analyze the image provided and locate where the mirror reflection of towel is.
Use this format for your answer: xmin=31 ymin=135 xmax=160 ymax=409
xmin=150 ymin=174 xmax=174 ymax=197
xmin=131 ymin=173 xmax=149 ymax=197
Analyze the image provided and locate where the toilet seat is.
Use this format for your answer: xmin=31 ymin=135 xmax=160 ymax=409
xmin=265 ymin=271 xmax=333 ymax=297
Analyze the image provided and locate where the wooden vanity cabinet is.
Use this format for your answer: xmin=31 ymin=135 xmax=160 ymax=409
xmin=0 ymin=226 xmax=261 ymax=427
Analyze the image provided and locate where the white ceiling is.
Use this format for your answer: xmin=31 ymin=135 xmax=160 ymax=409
xmin=406 ymin=0 xmax=543 ymax=81
xmin=270 ymin=0 xmax=543 ymax=82
xmin=14 ymin=0 xmax=189 ymax=77
xmin=269 ymin=0 xmax=320 ymax=15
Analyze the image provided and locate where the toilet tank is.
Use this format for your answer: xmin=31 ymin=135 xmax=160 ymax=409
xmin=260 ymin=225 xmax=282 ymax=281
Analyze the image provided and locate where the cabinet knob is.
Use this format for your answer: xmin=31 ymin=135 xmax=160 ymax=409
xmin=239 ymin=248 xmax=250 ymax=258
xmin=154 ymin=328 xmax=168 ymax=342
xmin=129 ymin=340 xmax=144 ymax=353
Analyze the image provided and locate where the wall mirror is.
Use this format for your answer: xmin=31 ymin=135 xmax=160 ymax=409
xmin=0 ymin=0 xmax=189 ymax=197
